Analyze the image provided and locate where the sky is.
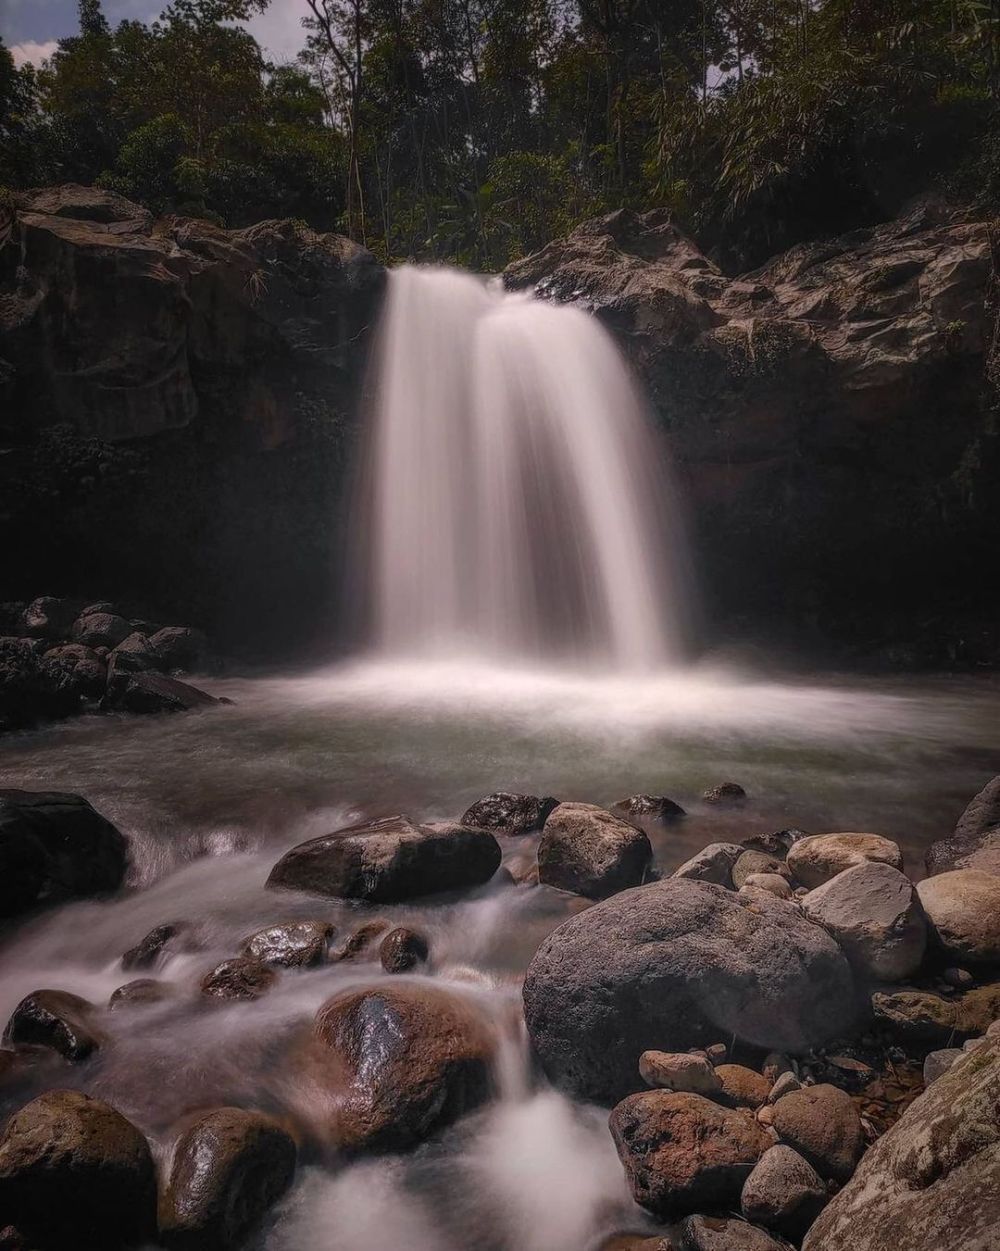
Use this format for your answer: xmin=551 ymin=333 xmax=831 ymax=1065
xmin=0 ymin=0 xmax=314 ymax=67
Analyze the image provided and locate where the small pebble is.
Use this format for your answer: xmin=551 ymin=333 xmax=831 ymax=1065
xmin=943 ymin=967 xmax=974 ymax=989
xmin=756 ymin=1104 xmax=775 ymax=1126
xmin=769 ymin=1070 xmax=802 ymax=1102
xmin=705 ymin=1042 xmax=728 ymax=1066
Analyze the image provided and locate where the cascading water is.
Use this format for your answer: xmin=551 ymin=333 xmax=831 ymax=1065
xmin=351 ymin=265 xmax=692 ymax=670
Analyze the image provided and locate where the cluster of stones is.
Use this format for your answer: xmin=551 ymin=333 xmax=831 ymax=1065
xmin=0 ymin=595 xmax=218 ymax=734
xmin=2 ymin=774 xmax=1000 ymax=1250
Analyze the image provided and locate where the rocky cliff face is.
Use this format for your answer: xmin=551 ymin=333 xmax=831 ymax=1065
xmin=506 ymin=203 xmax=1000 ymax=663
xmin=0 ymin=185 xmax=383 ymax=654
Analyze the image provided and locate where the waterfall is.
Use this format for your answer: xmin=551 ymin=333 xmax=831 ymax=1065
xmin=349 ymin=265 xmax=692 ymax=670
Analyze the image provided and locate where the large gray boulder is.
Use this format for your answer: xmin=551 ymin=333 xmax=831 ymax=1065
xmin=522 ymin=877 xmax=856 ymax=1104
xmin=926 ymin=775 xmax=1000 ymax=876
xmin=803 ymin=1036 xmax=1000 ymax=1251
xmin=538 ymin=802 xmax=652 ymax=899
xmin=800 ymin=861 xmax=926 ymax=981
xmin=266 ymin=814 xmax=502 ymax=902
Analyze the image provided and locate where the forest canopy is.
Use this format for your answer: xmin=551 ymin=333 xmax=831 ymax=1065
xmin=3 ymin=0 xmax=1000 ymax=269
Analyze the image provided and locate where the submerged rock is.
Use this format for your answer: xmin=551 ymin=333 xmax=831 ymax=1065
xmin=158 ymin=1108 xmax=296 ymax=1250
xmin=108 ymin=979 xmax=171 ymax=1011
xmin=786 ymin=833 xmax=903 ymax=889
xmin=0 ymin=1089 xmax=156 ymax=1250
xmin=460 ymin=791 xmax=558 ymax=835
xmin=106 ymin=673 xmax=220 ymax=716
xmin=610 ymin=1089 xmax=771 ymax=1218
xmin=240 ymin=920 xmax=333 ymax=969
xmin=0 ymin=789 xmax=127 ymax=920
xmin=917 ymin=869 xmax=1000 ymax=963
xmin=612 ymin=794 xmax=686 ymax=825
xmin=379 ymin=927 xmax=429 ymax=973
xmin=703 ymin=782 xmax=747 ymax=806
xmin=803 ymin=1037 xmax=1000 ymax=1251
xmin=122 ymin=921 xmax=190 ymax=971
xmin=266 ymin=815 xmax=502 ymax=902
xmin=800 ymin=862 xmax=927 ymax=981
xmin=331 ymin=920 xmax=390 ymax=961
xmin=522 ymin=877 xmax=856 ymax=1104
xmin=3 ymin=990 xmax=103 ymax=1062
xmin=302 ymin=982 xmax=495 ymax=1152
xmin=537 ymin=802 xmax=653 ymax=899
xmin=200 ymin=958 xmax=276 ymax=1001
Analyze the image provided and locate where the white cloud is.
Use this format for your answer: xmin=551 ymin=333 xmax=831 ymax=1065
xmin=10 ymin=40 xmax=59 ymax=67
xmin=245 ymin=0 xmax=312 ymax=64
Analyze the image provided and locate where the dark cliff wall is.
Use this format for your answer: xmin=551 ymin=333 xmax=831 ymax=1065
xmin=0 ymin=186 xmax=384 ymax=656
xmin=506 ymin=202 xmax=1000 ymax=665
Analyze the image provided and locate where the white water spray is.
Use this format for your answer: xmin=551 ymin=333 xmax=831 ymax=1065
xmin=352 ymin=266 xmax=692 ymax=670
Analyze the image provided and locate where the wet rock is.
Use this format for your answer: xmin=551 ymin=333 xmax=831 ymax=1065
xmin=612 ymin=795 xmax=686 ymax=825
xmin=149 ymin=627 xmax=209 ymax=673
xmin=786 ymin=833 xmax=903 ymax=889
xmin=0 ymin=1089 xmax=156 ymax=1250
xmin=122 ymin=921 xmax=189 ymax=971
xmin=0 ymin=789 xmax=127 ymax=919
xmin=803 ymin=1037 xmax=1000 ymax=1251
xmin=639 ymin=1051 xmax=722 ymax=1095
xmin=21 ymin=597 xmax=79 ymax=640
xmin=108 ymin=633 xmax=160 ymax=676
xmin=379 ymin=927 xmax=429 ymax=973
xmin=267 ymin=814 xmax=502 ymax=903
xmin=108 ymin=979 xmax=172 ymax=1011
xmin=72 ymin=611 xmax=133 ymax=650
xmin=715 ymin=1064 xmax=772 ymax=1110
xmin=241 ymin=920 xmax=333 ymax=969
xmin=158 ymin=1107 xmax=296 ymax=1251
xmin=538 ymin=802 xmax=652 ymax=900
xmin=917 ymin=869 xmax=1000 ymax=963
xmin=871 ymin=988 xmax=957 ymax=1044
xmin=672 ymin=842 xmax=743 ymax=887
xmin=610 ymin=1090 xmax=771 ymax=1219
xmin=460 ymin=791 xmax=558 ymax=835
xmin=200 ymin=958 xmax=277 ymax=1001
xmin=801 ymin=862 xmax=927 ymax=981
xmin=741 ymin=873 xmax=793 ymax=900
xmin=771 ymin=1084 xmax=864 ymax=1182
xmin=41 ymin=644 xmax=107 ymax=698
xmin=923 ymin=1048 xmax=963 ymax=1084
xmin=703 ymin=782 xmax=747 ymax=807
xmin=3 ymin=990 xmax=103 ymax=1061
xmin=925 ymin=775 xmax=1000 ymax=876
xmin=742 ymin=1144 xmax=828 ymax=1240
xmin=523 ymin=878 xmax=855 ymax=1105
xmin=303 ymin=982 xmax=495 ymax=1152
xmin=733 ymin=851 xmax=790 ymax=890
xmin=106 ymin=672 xmax=220 ymax=716
xmin=330 ymin=920 xmax=391 ymax=961
xmin=679 ymin=1215 xmax=793 ymax=1251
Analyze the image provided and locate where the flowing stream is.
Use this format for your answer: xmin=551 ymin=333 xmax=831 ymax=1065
xmin=1 ymin=269 xmax=1000 ymax=1249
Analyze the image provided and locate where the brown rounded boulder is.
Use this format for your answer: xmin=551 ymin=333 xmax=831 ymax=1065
xmin=538 ymin=802 xmax=652 ymax=900
xmin=301 ymin=982 xmax=496 ymax=1153
xmin=771 ymin=1083 xmax=864 ymax=1182
xmin=610 ymin=1089 xmax=771 ymax=1219
xmin=0 ymin=1089 xmax=156 ymax=1250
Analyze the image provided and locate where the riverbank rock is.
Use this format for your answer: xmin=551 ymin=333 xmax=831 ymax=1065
xmin=610 ymin=1090 xmax=771 ymax=1218
xmin=679 ymin=1216 xmax=794 ymax=1251
xmin=733 ymin=851 xmax=791 ymax=890
xmin=742 ymin=1145 xmax=828 ymax=1240
xmin=639 ymin=1051 xmax=722 ymax=1095
xmin=0 ymin=789 xmax=127 ymax=919
xmin=267 ymin=815 xmax=502 ymax=902
xmin=916 ymin=869 xmax=1000 ymax=963
xmin=802 ymin=1037 xmax=1000 ymax=1251
xmin=716 ymin=1064 xmax=772 ymax=1110
xmin=460 ymin=792 xmax=558 ymax=835
xmin=149 ymin=627 xmax=208 ymax=673
xmin=240 ymin=920 xmax=333 ymax=969
xmin=770 ymin=1084 xmax=864 ymax=1182
xmin=3 ymin=990 xmax=104 ymax=1062
xmin=703 ymin=782 xmax=747 ymax=807
xmin=158 ymin=1108 xmax=296 ymax=1251
xmin=379 ymin=927 xmax=429 ymax=972
xmin=871 ymin=988 xmax=957 ymax=1044
xmin=302 ymin=983 xmax=495 ymax=1152
xmin=786 ymin=834 xmax=903 ymax=889
xmin=0 ymin=1090 xmax=156 ymax=1250
xmin=800 ymin=862 xmax=927 ymax=981
xmin=537 ymin=802 xmax=653 ymax=899
xmin=522 ymin=877 xmax=856 ymax=1104
xmin=612 ymin=795 xmax=686 ymax=825
xmin=672 ymin=842 xmax=743 ymax=886
xmin=925 ymin=775 xmax=1000 ymax=876
xmin=105 ymin=673 xmax=220 ymax=716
